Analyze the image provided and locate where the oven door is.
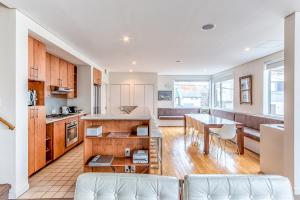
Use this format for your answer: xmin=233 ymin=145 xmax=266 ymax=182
xmin=65 ymin=122 xmax=78 ymax=147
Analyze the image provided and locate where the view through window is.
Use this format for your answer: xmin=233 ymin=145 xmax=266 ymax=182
xmin=174 ymin=81 xmax=210 ymax=108
xmin=214 ymin=79 xmax=234 ymax=109
xmin=266 ymin=61 xmax=284 ymax=116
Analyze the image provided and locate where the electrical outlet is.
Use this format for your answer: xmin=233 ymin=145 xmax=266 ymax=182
xmin=130 ymin=165 xmax=136 ymax=173
xmin=125 ymin=148 xmax=130 ymax=157
xmin=125 ymin=165 xmax=130 ymax=173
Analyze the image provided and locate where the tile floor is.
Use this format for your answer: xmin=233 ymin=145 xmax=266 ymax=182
xmin=18 ymin=145 xmax=83 ymax=199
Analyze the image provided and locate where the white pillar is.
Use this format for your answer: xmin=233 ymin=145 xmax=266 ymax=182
xmin=284 ymin=12 xmax=300 ymax=194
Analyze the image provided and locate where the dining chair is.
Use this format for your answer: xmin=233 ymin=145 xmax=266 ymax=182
xmin=209 ymin=124 xmax=240 ymax=155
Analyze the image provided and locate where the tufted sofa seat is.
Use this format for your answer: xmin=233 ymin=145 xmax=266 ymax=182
xmin=74 ymin=173 xmax=180 ymax=200
xmin=75 ymin=173 xmax=294 ymax=200
xmin=183 ymin=174 xmax=293 ymax=200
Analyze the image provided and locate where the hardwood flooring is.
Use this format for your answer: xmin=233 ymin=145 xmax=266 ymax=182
xmin=159 ymin=127 xmax=260 ymax=179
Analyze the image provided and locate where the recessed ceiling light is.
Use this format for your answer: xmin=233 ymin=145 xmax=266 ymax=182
xmin=244 ymin=47 xmax=251 ymax=52
xmin=132 ymin=61 xmax=137 ymax=65
xmin=176 ymin=60 xmax=181 ymax=63
xmin=122 ymin=36 xmax=130 ymax=43
xmin=202 ymin=24 xmax=216 ymax=31
xmin=129 ymin=69 xmax=133 ymax=72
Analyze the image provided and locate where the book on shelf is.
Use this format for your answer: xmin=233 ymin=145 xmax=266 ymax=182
xmin=107 ymin=132 xmax=131 ymax=138
xmin=88 ymin=155 xmax=114 ymax=167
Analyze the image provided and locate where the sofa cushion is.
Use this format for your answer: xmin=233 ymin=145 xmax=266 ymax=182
xmin=183 ymin=175 xmax=294 ymax=200
xmin=157 ymin=108 xmax=201 ymax=120
xmin=244 ymin=127 xmax=260 ymax=142
xmin=75 ymin=173 xmax=180 ymax=200
xmin=235 ymin=113 xmax=284 ymax=130
xmin=210 ymin=109 xmax=235 ymax=121
xmin=159 ymin=116 xmax=184 ymax=120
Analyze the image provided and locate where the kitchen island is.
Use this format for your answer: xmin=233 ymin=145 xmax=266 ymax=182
xmin=81 ymin=108 xmax=162 ymax=174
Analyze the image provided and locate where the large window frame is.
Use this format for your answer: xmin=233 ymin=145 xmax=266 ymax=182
xmin=174 ymin=80 xmax=211 ymax=108
xmin=264 ymin=60 xmax=284 ymax=117
xmin=213 ymin=78 xmax=234 ymax=110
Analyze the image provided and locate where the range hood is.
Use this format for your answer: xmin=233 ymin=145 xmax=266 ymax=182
xmin=50 ymin=86 xmax=73 ymax=94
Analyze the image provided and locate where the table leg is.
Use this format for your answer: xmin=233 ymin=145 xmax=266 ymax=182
xmin=237 ymin=127 xmax=244 ymax=155
xmin=204 ymin=126 xmax=210 ymax=154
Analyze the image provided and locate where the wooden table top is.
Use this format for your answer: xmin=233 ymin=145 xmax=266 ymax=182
xmin=185 ymin=114 xmax=243 ymax=126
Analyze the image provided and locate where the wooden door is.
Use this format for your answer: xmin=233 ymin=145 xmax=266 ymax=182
xmin=35 ymin=41 xmax=46 ymax=81
xmin=50 ymin=54 xmax=60 ymax=87
xmin=67 ymin=63 xmax=75 ymax=89
xmin=28 ymin=37 xmax=35 ymax=80
xmin=53 ymin=120 xmax=65 ymax=160
xmin=59 ymin=59 xmax=68 ymax=87
xmin=45 ymin=53 xmax=51 ymax=96
xmin=34 ymin=106 xmax=46 ymax=171
xmin=28 ymin=107 xmax=35 ymax=176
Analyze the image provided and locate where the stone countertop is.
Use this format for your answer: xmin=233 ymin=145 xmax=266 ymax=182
xmin=46 ymin=112 xmax=86 ymax=124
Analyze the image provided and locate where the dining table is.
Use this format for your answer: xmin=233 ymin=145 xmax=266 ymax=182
xmin=184 ymin=114 xmax=245 ymax=155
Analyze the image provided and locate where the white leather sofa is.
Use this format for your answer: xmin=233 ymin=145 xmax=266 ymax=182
xmin=75 ymin=173 xmax=294 ymax=200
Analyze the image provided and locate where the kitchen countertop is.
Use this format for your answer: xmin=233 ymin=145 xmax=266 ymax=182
xmin=46 ymin=112 xmax=86 ymax=124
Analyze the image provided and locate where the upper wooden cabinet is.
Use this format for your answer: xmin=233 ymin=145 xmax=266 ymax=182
xmin=50 ymin=54 xmax=60 ymax=87
xmin=59 ymin=59 xmax=68 ymax=88
xmin=93 ymin=68 xmax=102 ymax=85
xmin=67 ymin=63 xmax=75 ymax=89
xmin=45 ymin=53 xmax=51 ymax=96
xmin=28 ymin=36 xmax=46 ymax=81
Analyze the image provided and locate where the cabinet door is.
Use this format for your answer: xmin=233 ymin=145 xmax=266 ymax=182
xmin=109 ymin=85 xmax=121 ymax=114
xmin=145 ymin=85 xmax=154 ymax=115
xmin=35 ymin=41 xmax=46 ymax=81
xmin=28 ymin=37 xmax=35 ymax=80
xmin=133 ymin=84 xmax=145 ymax=107
xmin=67 ymin=63 xmax=75 ymax=89
xmin=28 ymin=107 xmax=35 ymax=176
xmin=59 ymin=59 xmax=68 ymax=88
xmin=45 ymin=53 xmax=51 ymax=96
xmin=121 ymin=84 xmax=130 ymax=106
xmin=78 ymin=117 xmax=84 ymax=143
xmin=50 ymin=55 xmax=60 ymax=87
xmin=53 ymin=120 xmax=65 ymax=160
xmin=35 ymin=106 xmax=46 ymax=171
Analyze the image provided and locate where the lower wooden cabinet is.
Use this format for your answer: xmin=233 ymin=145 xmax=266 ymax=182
xmin=78 ymin=116 xmax=84 ymax=143
xmin=52 ymin=120 xmax=66 ymax=160
xmin=28 ymin=106 xmax=46 ymax=176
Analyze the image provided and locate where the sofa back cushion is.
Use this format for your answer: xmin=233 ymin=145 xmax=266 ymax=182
xmin=75 ymin=173 xmax=180 ymax=200
xmin=209 ymin=109 xmax=235 ymax=121
xmin=183 ymin=175 xmax=294 ymax=200
xmin=235 ymin=113 xmax=283 ymax=130
xmin=157 ymin=108 xmax=201 ymax=118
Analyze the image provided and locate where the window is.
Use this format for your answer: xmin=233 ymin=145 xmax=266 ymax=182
xmin=214 ymin=79 xmax=234 ymax=109
xmin=174 ymin=81 xmax=210 ymax=108
xmin=265 ymin=61 xmax=284 ymax=116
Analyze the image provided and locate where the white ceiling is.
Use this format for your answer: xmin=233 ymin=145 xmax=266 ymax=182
xmin=3 ymin=0 xmax=300 ymax=75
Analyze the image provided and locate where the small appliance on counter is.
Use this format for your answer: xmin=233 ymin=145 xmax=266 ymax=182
xmin=61 ymin=106 xmax=71 ymax=115
xmin=136 ymin=125 xmax=149 ymax=136
xmin=132 ymin=150 xmax=148 ymax=164
xmin=87 ymin=126 xmax=103 ymax=137
xmin=28 ymin=90 xmax=37 ymax=106
xmin=68 ymin=106 xmax=79 ymax=114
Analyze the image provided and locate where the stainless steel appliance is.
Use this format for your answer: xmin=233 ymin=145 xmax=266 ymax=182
xmin=65 ymin=120 xmax=78 ymax=147
xmin=28 ymin=90 xmax=37 ymax=106
xmin=68 ymin=106 xmax=78 ymax=113
xmin=93 ymin=85 xmax=101 ymax=114
xmin=61 ymin=106 xmax=71 ymax=115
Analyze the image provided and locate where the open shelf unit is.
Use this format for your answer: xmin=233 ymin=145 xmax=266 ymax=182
xmin=83 ymin=119 xmax=151 ymax=174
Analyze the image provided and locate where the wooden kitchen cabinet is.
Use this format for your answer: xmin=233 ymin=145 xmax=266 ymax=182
xmin=28 ymin=36 xmax=46 ymax=81
xmin=59 ymin=59 xmax=68 ymax=88
xmin=53 ymin=120 xmax=66 ymax=160
xmin=93 ymin=68 xmax=102 ymax=85
xmin=50 ymin=54 xmax=60 ymax=87
xmin=78 ymin=116 xmax=84 ymax=143
xmin=45 ymin=53 xmax=51 ymax=96
xmin=28 ymin=106 xmax=46 ymax=176
xmin=67 ymin=63 xmax=75 ymax=89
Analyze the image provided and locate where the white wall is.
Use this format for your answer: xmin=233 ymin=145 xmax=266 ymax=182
xmin=0 ymin=6 xmax=105 ymax=198
xmin=213 ymin=51 xmax=284 ymax=115
xmin=157 ymin=75 xmax=211 ymax=108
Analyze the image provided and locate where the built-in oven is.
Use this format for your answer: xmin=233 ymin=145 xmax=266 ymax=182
xmin=65 ymin=120 xmax=78 ymax=147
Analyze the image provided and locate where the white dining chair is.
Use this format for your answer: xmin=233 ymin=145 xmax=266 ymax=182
xmin=209 ymin=124 xmax=240 ymax=155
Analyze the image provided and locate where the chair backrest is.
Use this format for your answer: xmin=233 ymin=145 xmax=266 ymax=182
xmin=219 ymin=124 xmax=237 ymax=140
xmin=183 ymin=175 xmax=294 ymax=200
xmin=75 ymin=173 xmax=180 ymax=200
xmin=196 ymin=121 xmax=204 ymax=134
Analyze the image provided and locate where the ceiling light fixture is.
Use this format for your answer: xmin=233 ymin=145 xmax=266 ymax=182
xmin=244 ymin=47 xmax=251 ymax=52
xmin=122 ymin=36 xmax=130 ymax=43
xmin=132 ymin=61 xmax=137 ymax=65
xmin=201 ymin=24 xmax=216 ymax=31
xmin=129 ymin=69 xmax=133 ymax=72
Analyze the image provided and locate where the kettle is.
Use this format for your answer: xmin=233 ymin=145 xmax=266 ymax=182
xmin=61 ymin=106 xmax=71 ymax=115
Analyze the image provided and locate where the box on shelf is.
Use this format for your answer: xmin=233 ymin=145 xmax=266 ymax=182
xmin=136 ymin=125 xmax=148 ymax=136
xmin=133 ymin=150 xmax=148 ymax=164
xmin=86 ymin=126 xmax=102 ymax=137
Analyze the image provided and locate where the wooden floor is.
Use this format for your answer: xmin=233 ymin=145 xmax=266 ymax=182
xmin=160 ymin=127 xmax=260 ymax=179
